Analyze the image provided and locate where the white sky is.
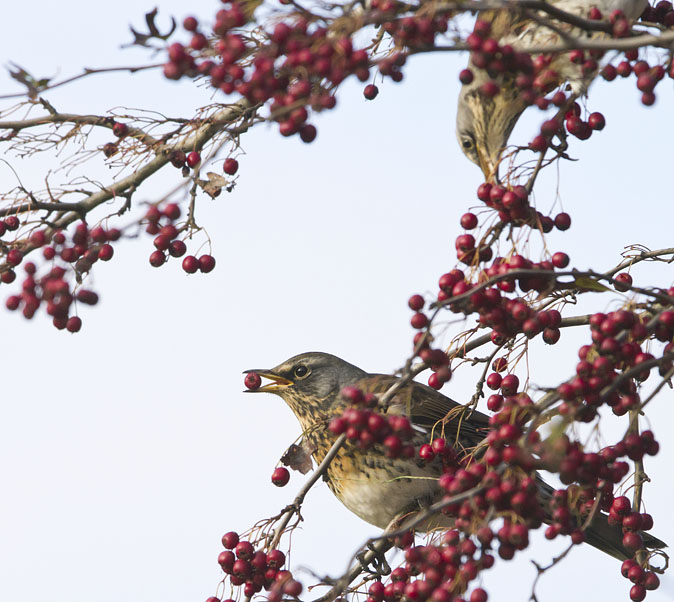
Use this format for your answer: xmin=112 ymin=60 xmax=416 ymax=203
xmin=1 ymin=2 xmax=672 ymax=601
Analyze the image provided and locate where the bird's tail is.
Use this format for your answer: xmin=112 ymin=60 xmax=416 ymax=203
xmin=536 ymin=476 xmax=667 ymax=561
xmin=584 ymin=512 xmax=667 ymax=561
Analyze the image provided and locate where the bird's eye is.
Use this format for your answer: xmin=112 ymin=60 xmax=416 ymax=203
xmin=462 ymin=137 xmax=474 ymax=150
xmin=294 ymin=365 xmax=309 ymax=379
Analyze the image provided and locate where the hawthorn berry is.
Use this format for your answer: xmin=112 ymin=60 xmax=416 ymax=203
xmin=244 ymin=372 xmax=261 ymax=390
xmin=199 ymin=254 xmax=216 ymax=273
xmin=182 ymin=255 xmax=199 ymax=273
xmin=363 ymin=84 xmax=379 ymax=100
xmin=271 ymin=467 xmax=290 ymax=487
xmin=223 ymin=158 xmax=239 ymax=175
xmin=112 ymin=122 xmax=128 ymax=138
xmin=614 ymin=272 xmax=632 ymax=292
xmin=66 ymin=316 xmax=82 ymax=333
xmin=149 ymin=250 xmax=166 ymax=267
xmin=186 ymin=151 xmax=201 ymax=168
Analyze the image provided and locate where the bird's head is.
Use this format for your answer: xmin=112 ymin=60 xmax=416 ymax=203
xmin=244 ymin=352 xmax=367 ymax=425
xmin=456 ymin=79 xmax=527 ymax=181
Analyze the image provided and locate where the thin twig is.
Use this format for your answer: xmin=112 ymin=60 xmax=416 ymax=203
xmin=269 ymin=434 xmax=347 ymax=550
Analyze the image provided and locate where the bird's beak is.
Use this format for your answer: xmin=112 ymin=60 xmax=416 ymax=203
xmin=243 ymin=369 xmax=294 ymax=393
xmin=477 ymin=145 xmax=499 ymax=182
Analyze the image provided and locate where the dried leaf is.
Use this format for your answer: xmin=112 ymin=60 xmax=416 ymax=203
xmin=281 ymin=441 xmax=315 ymax=474
xmin=201 ymin=172 xmax=227 ymax=198
xmin=128 ymin=9 xmax=176 ymax=47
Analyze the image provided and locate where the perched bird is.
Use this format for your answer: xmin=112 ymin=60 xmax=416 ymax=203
xmin=456 ymin=0 xmax=647 ymax=179
xmin=245 ymin=351 xmax=665 ymax=560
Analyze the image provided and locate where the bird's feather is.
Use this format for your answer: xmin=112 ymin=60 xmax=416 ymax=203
xmin=354 ymin=374 xmax=490 ymax=449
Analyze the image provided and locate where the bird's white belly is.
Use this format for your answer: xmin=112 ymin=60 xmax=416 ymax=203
xmin=337 ymin=465 xmax=440 ymax=529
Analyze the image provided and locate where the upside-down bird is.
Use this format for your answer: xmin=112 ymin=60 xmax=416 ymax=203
xmin=245 ymin=352 xmax=666 ymax=560
xmin=456 ymin=0 xmax=647 ymax=179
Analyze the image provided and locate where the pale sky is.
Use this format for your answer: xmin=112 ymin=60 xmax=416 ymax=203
xmin=1 ymin=2 xmax=672 ymax=601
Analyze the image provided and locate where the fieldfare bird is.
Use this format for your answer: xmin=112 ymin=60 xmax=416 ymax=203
xmin=245 ymin=352 xmax=665 ymax=560
xmin=456 ymin=0 xmax=647 ymax=179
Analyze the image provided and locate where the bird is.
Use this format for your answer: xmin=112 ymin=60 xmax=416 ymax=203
xmin=244 ymin=351 xmax=666 ymax=560
xmin=456 ymin=0 xmax=647 ymax=179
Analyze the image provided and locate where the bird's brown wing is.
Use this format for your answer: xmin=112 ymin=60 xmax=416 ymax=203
xmin=477 ymin=8 xmax=531 ymax=41
xmin=354 ymin=374 xmax=490 ymax=450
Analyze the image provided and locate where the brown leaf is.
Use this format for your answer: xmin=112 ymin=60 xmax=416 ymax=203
xmin=201 ymin=172 xmax=227 ymax=198
xmin=127 ymin=9 xmax=177 ymax=47
xmin=281 ymin=441 xmax=315 ymax=474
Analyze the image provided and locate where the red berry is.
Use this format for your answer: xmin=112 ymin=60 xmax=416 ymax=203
xmin=183 ymin=16 xmax=198 ymax=31
xmin=182 ymin=255 xmax=199 ymax=273
xmin=460 ymin=212 xmax=478 ymax=229
xmin=271 ymin=467 xmax=290 ymax=487
xmin=588 ymin=112 xmax=606 ymax=131
xmin=470 ymin=589 xmax=487 ymax=602
xmin=551 ymin=252 xmax=569 ymax=268
xmin=459 ymin=69 xmax=474 ymax=84
xmin=169 ymin=240 xmax=187 ymax=257
xmin=614 ymin=272 xmax=633 ymax=292
xmin=163 ymin=203 xmax=181 ymax=220
xmin=299 ymin=124 xmax=317 ymax=143
xmin=112 ymin=122 xmax=128 ymax=138
xmin=66 ymin=316 xmax=82 ymax=333
xmin=223 ymin=158 xmax=239 ymax=175
xmin=500 ymin=374 xmax=519 ymax=395
xmin=30 ymin=230 xmax=46 ymax=247
xmin=554 ymin=212 xmax=571 ymax=230
xmin=630 ymin=585 xmax=646 ymax=602
xmin=235 ymin=541 xmax=254 ymax=560
xmin=363 ymin=84 xmax=379 ymax=100
xmin=6 ymin=249 xmax=23 ymax=266
xmin=480 ymin=81 xmax=499 ymax=97
xmin=4 ymin=216 xmax=19 ymax=230
xmin=99 ymin=244 xmax=114 ymax=261
xmin=186 ymin=151 xmax=201 ymax=168
xmin=245 ymin=372 xmax=262 ymax=390
xmin=199 ymin=254 xmax=216 ymax=273
xmin=622 ymin=531 xmax=643 ymax=552
xmin=154 ymin=234 xmax=171 ymax=251
xmin=218 ymin=550 xmax=235 ymax=572
xmin=1 ymin=269 xmax=16 ymax=283
xmin=487 ymin=394 xmax=503 ymax=411
xmin=411 ymin=312 xmax=428 ymax=329
xmin=149 ymin=250 xmax=166 ymax=267
xmin=6 ymin=295 xmax=21 ymax=310
xmin=222 ymin=531 xmax=239 ymax=549
xmin=408 ymin=294 xmax=424 ymax=311
xmin=486 ymin=373 xmax=502 ymax=390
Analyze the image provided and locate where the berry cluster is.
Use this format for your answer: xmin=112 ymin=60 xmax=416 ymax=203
xmin=217 ymin=532 xmax=295 ymax=599
xmin=474 ymin=181 xmax=571 ymax=231
xmin=366 ymin=536 xmax=491 ymax=602
xmin=600 ymin=49 xmax=669 ymax=106
xmin=2 ymin=221 xmax=119 ymax=331
xmin=328 ymin=386 xmax=417 ymax=458
xmin=409 ymin=266 xmax=566 ymax=353
xmin=143 ymin=203 xmax=216 ymax=273
xmin=164 ymin=4 xmax=374 ymax=141
xmin=555 ymin=308 xmax=674 ymax=420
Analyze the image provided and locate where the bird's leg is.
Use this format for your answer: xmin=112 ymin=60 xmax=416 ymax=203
xmin=355 ymin=512 xmax=412 ymax=576
xmin=356 ymin=543 xmax=391 ymax=576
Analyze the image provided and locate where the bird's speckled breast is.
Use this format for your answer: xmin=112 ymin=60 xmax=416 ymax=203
xmin=306 ymin=427 xmax=444 ymax=529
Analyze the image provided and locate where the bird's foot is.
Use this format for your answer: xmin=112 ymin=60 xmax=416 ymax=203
xmin=356 ymin=543 xmax=391 ymax=577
